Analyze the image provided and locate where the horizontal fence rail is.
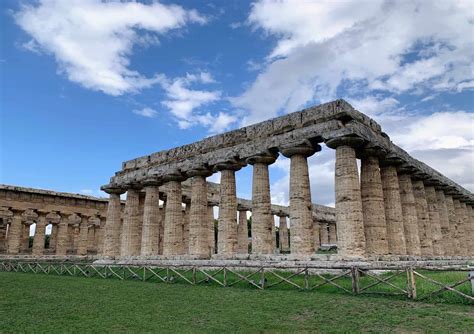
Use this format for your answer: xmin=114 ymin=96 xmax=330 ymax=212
xmin=0 ymin=261 xmax=472 ymax=303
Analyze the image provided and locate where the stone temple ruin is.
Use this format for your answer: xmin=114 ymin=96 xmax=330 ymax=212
xmin=1 ymin=100 xmax=473 ymax=263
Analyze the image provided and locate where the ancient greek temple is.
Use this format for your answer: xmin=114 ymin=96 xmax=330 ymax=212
xmin=1 ymin=100 xmax=473 ymax=261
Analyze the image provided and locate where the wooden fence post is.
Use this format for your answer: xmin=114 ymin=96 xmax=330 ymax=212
xmin=351 ymin=267 xmax=359 ymax=294
xmin=408 ymin=268 xmax=416 ymax=299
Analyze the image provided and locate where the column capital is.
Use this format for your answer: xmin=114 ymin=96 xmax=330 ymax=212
xmin=280 ymin=140 xmax=321 ymax=158
xmin=213 ymin=159 xmax=245 ymax=172
xmin=325 ymin=135 xmax=365 ymax=149
xmin=396 ymin=163 xmax=418 ymax=175
xmin=162 ymin=169 xmax=187 ymax=182
xmin=379 ymin=153 xmax=404 ymax=167
xmin=35 ymin=209 xmax=50 ymax=217
xmin=237 ymin=203 xmax=250 ymax=211
xmin=142 ymin=177 xmax=162 ymax=187
xmin=207 ymin=200 xmax=219 ymax=207
xmin=357 ymin=143 xmax=387 ymax=159
xmin=246 ymin=150 xmax=278 ymax=165
xmin=186 ymin=166 xmax=213 ymax=178
xmin=101 ymin=184 xmax=126 ymax=194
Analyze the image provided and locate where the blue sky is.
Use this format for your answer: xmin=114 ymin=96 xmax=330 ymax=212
xmin=1 ymin=0 xmax=473 ymax=206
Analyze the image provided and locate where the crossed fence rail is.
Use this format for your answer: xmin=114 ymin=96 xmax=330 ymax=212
xmin=0 ymin=261 xmax=472 ymax=303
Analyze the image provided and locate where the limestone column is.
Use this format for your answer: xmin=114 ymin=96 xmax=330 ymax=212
xmin=281 ymin=142 xmax=320 ymax=256
xmin=182 ymin=201 xmax=190 ymax=253
xmin=140 ymin=180 xmax=161 ymax=256
xmin=188 ymin=169 xmax=212 ymax=258
xmin=320 ymin=223 xmax=329 ymax=245
xmin=453 ymin=199 xmax=467 ymax=255
xmin=313 ymin=220 xmax=321 ymax=251
xmin=0 ymin=220 xmax=6 ymax=253
xmin=279 ymin=215 xmax=289 ymax=252
xmin=326 ymin=136 xmax=366 ymax=258
xmin=49 ymin=224 xmax=58 ymax=252
xmin=207 ymin=204 xmax=216 ymax=255
xmin=467 ymin=205 xmax=474 ymax=255
xmin=247 ymin=153 xmax=277 ymax=255
xmin=380 ymin=165 xmax=406 ymax=255
xmin=32 ymin=212 xmax=47 ymax=256
xmin=425 ymin=185 xmax=443 ymax=256
xmin=328 ymin=223 xmax=337 ymax=245
xmin=436 ymin=191 xmax=452 ymax=255
xmin=360 ymin=154 xmax=389 ymax=256
xmin=55 ymin=214 xmax=70 ymax=256
xmin=237 ymin=207 xmax=249 ymax=254
xmin=158 ymin=205 xmax=165 ymax=255
xmin=7 ymin=209 xmax=24 ymax=254
xmin=21 ymin=223 xmax=30 ymax=252
xmin=87 ymin=225 xmax=96 ymax=253
xmin=398 ymin=173 xmax=421 ymax=256
xmin=76 ymin=215 xmax=89 ymax=256
xmin=120 ymin=187 xmax=141 ymax=257
xmin=412 ymin=180 xmax=433 ymax=256
xmin=445 ymin=195 xmax=460 ymax=256
xmin=163 ymin=172 xmax=186 ymax=256
xmin=72 ymin=225 xmax=80 ymax=253
xmin=96 ymin=217 xmax=106 ymax=255
xmin=459 ymin=202 xmax=470 ymax=256
xmin=216 ymin=163 xmax=240 ymax=256
xmin=102 ymin=186 xmax=125 ymax=257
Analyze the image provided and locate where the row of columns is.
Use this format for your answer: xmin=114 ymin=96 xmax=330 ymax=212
xmin=3 ymin=209 xmax=104 ymax=256
xmin=103 ymin=141 xmax=324 ymax=258
xmin=326 ymin=135 xmax=473 ymax=258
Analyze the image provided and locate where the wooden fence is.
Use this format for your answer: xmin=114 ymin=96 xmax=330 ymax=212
xmin=0 ymin=261 xmax=472 ymax=303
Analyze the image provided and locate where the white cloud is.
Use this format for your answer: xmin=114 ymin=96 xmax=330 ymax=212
xmin=15 ymin=0 xmax=206 ymax=96
xmin=234 ymin=0 xmax=474 ymax=124
xmin=159 ymin=72 xmax=236 ymax=132
xmin=133 ymin=107 xmax=158 ymax=118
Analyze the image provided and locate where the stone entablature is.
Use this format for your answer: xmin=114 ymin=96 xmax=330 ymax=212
xmin=107 ymin=100 xmax=472 ymax=203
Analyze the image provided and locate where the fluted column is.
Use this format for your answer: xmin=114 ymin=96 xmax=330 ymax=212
xmin=425 ymin=185 xmax=443 ymax=255
xmin=281 ymin=142 xmax=320 ymax=256
xmin=188 ymin=169 xmax=212 ymax=258
xmin=398 ymin=173 xmax=421 ymax=256
xmin=380 ymin=165 xmax=406 ymax=255
xmin=163 ymin=172 xmax=186 ymax=256
xmin=182 ymin=202 xmax=190 ymax=253
xmin=453 ymin=199 xmax=467 ymax=255
xmin=140 ymin=180 xmax=161 ymax=256
xmin=467 ymin=205 xmax=474 ymax=255
xmin=328 ymin=223 xmax=337 ymax=245
xmin=445 ymin=195 xmax=460 ymax=256
xmin=77 ymin=215 xmax=89 ymax=256
xmin=102 ymin=186 xmax=125 ymax=257
xmin=326 ymin=136 xmax=366 ymax=258
xmin=158 ymin=204 xmax=165 ymax=255
xmin=207 ymin=204 xmax=216 ymax=255
xmin=320 ymin=223 xmax=329 ymax=245
xmin=237 ymin=206 xmax=249 ymax=254
xmin=216 ymin=162 xmax=241 ymax=256
xmin=436 ymin=191 xmax=452 ymax=255
xmin=120 ymin=188 xmax=141 ymax=256
xmin=412 ymin=180 xmax=433 ymax=256
xmin=313 ymin=220 xmax=321 ymax=250
xmin=87 ymin=225 xmax=96 ymax=253
xmin=21 ymin=223 xmax=30 ymax=252
xmin=459 ymin=202 xmax=470 ymax=256
xmin=279 ymin=215 xmax=289 ymax=252
xmin=360 ymin=154 xmax=389 ymax=256
xmin=55 ymin=214 xmax=70 ymax=256
xmin=7 ymin=209 xmax=24 ymax=254
xmin=32 ymin=212 xmax=47 ymax=256
xmin=49 ymin=224 xmax=58 ymax=252
xmin=248 ymin=152 xmax=277 ymax=255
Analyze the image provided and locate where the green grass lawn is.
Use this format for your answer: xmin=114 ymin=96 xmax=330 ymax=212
xmin=1 ymin=272 xmax=473 ymax=333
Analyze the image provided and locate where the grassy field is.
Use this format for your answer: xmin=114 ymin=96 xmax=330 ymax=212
xmin=1 ymin=272 xmax=473 ymax=333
